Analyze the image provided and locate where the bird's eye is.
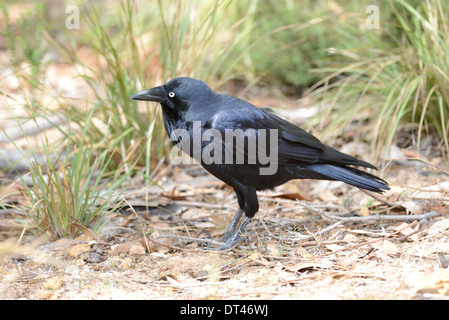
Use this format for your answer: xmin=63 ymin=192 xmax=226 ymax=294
xmin=168 ymin=92 xmax=175 ymax=98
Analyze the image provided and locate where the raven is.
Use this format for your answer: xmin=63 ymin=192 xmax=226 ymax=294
xmin=131 ymin=77 xmax=389 ymax=250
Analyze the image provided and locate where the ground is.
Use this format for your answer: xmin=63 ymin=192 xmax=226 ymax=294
xmin=1 ymin=151 xmax=449 ymax=300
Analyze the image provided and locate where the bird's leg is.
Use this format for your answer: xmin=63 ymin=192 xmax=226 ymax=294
xmin=219 ymin=186 xmax=257 ymax=250
xmin=218 ymin=216 xmax=252 ymax=250
xmin=221 ymin=208 xmax=243 ymax=242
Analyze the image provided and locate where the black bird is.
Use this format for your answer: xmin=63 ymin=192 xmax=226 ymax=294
xmin=131 ymin=77 xmax=389 ymax=250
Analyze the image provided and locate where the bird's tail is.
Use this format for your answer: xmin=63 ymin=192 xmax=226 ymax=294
xmin=306 ymin=164 xmax=389 ymax=193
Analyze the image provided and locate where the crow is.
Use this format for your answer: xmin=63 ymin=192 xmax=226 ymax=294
xmin=131 ymin=77 xmax=389 ymax=250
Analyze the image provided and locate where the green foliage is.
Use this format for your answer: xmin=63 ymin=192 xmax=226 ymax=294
xmin=22 ymin=109 xmax=135 ymax=238
xmin=35 ymin=0 xmax=257 ymax=174
xmin=246 ymin=1 xmax=373 ymax=90
xmin=0 ymin=0 xmax=262 ymax=239
xmin=0 ymin=3 xmax=49 ymax=89
xmin=308 ymin=0 xmax=449 ymax=158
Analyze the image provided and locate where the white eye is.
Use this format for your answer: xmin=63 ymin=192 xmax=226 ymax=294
xmin=168 ymin=91 xmax=175 ymax=98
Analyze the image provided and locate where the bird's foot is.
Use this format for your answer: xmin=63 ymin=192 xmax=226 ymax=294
xmin=217 ymin=216 xmax=252 ymax=250
xmin=217 ymin=233 xmax=243 ymax=251
xmin=219 ymin=229 xmax=235 ymax=243
xmin=203 ymin=216 xmax=252 ymax=251
xmin=200 ymin=235 xmax=241 ymax=251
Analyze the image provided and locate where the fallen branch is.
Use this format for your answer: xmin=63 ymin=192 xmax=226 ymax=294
xmin=0 ymin=115 xmax=66 ymax=143
xmin=322 ymin=210 xmax=441 ymax=223
xmin=274 ymin=220 xmax=345 ymax=242
xmin=0 ymin=148 xmax=58 ymax=172
xmin=147 ymin=235 xmax=240 ymax=254
xmin=154 ymin=234 xmax=224 ymax=246
xmin=311 ymin=220 xmax=419 ymax=259
xmin=297 ymin=200 xmax=442 ymax=223
xmin=270 ymin=201 xmax=444 ymax=244
xmin=361 ymin=189 xmax=399 ymax=207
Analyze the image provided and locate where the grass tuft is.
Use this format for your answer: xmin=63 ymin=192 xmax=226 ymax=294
xmin=307 ymin=0 xmax=449 ymax=159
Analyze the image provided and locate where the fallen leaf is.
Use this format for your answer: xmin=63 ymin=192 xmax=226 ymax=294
xmin=270 ymin=192 xmax=311 ymax=201
xmin=401 ymin=149 xmax=425 ymax=160
xmin=371 ymin=239 xmax=398 ymax=256
xmin=0 ymin=181 xmax=27 ymax=205
xmin=161 ymin=191 xmax=188 ymax=201
xmin=358 ymin=206 xmax=370 ymax=217
xmin=112 ymin=241 xmax=145 ymax=255
xmin=245 ymin=252 xmax=277 ymax=266
xmin=142 ymin=236 xmax=171 ymax=254
xmin=325 ymin=244 xmax=345 ymax=252
xmin=165 ymin=275 xmax=181 ymax=285
xmin=343 ymin=233 xmax=359 ymax=242
xmin=72 ymin=222 xmax=95 ymax=242
xmin=181 ymin=209 xmax=211 ymax=220
xmin=411 ymin=181 xmax=449 ymax=204
xmin=266 ymin=241 xmax=282 ymax=256
xmin=317 ymin=189 xmax=339 ymax=202
xmin=129 ymin=242 xmax=146 ymax=255
xmin=285 ymin=260 xmax=334 ymax=272
xmin=142 ymin=237 xmax=155 ymax=253
xmin=427 ymin=219 xmax=449 ymax=236
xmin=401 ymin=200 xmax=422 ymax=215
xmin=194 ymin=222 xmax=216 ymax=229
xmin=395 ymin=222 xmax=419 ymax=241
xmin=416 ymin=269 xmax=449 ymax=295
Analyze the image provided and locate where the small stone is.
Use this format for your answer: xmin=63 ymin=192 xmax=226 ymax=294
xmin=85 ymin=252 xmax=103 ymax=263
xmin=68 ymin=243 xmax=91 ymax=258
xmin=43 ymin=277 xmax=63 ymax=291
xmin=129 ymin=243 xmax=146 ymax=255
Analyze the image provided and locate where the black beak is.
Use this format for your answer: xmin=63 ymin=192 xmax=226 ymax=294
xmin=130 ymin=85 xmax=165 ymax=103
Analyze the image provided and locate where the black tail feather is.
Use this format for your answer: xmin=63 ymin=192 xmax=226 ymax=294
xmin=306 ymin=164 xmax=389 ymax=193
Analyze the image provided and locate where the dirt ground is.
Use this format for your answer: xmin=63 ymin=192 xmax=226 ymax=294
xmin=1 ymin=152 xmax=449 ymax=300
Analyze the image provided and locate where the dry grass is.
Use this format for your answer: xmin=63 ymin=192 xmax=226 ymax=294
xmin=1 ymin=154 xmax=449 ymax=300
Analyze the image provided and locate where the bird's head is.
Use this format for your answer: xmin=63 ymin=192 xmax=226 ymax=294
xmin=130 ymin=77 xmax=216 ymax=111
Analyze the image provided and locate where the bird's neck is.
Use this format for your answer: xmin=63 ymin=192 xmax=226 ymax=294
xmin=161 ymin=106 xmax=186 ymax=136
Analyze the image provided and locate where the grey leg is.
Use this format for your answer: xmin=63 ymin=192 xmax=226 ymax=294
xmin=221 ymin=208 xmax=243 ymax=242
xmin=219 ymin=216 xmax=252 ymax=250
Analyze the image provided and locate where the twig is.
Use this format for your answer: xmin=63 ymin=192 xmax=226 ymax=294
xmin=361 ymin=189 xmax=399 ymax=207
xmin=275 ymin=201 xmax=442 ymax=244
xmin=309 ymin=220 xmax=420 ymax=260
xmin=154 ymin=234 xmax=224 ymax=246
xmin=0 ymin=115 xmax=66 ymax=144
xmin=0 ymin=148 xmax=59 ymax=172
xmin=297 ymin=200 xmax=442 ymax=223
xmin=322 ymin=211 xmax=441 ymax=223
xmin=147 ymin=236 xmax=240 ymax=255
xmin=274 ymin=220 xmax=344 ymax=242
xmin=402 ymin=150 xmax=449 ymax=176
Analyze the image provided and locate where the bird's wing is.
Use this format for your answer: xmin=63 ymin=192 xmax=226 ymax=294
xmin=204 ymin=98 xmax=376 ymax=169
xmin=258 ymin=111 xmax=376 ymax=168
xmin=202 ymin=102 xmax=323 ymax=165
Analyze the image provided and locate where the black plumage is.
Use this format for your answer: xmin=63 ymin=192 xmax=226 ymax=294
xmin=131 ymin=77 xmax=389 ymax=250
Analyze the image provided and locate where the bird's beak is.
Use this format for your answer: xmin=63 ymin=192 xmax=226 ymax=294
xmin=130 ymin=85 xmax=165 ymax=103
